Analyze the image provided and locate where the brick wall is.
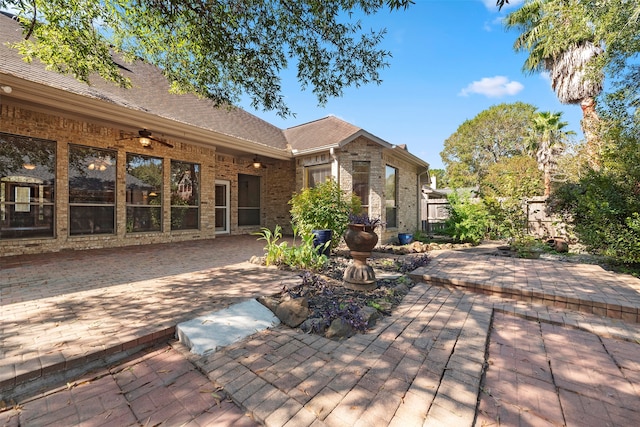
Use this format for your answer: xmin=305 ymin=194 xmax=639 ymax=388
xmin=0 ymin=103 xmax=296 ymax=256
xmin=294 ymin=137 xmax=424 ymax=245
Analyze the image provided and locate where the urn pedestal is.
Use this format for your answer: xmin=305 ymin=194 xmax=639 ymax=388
xmin=343 ymin=224 xmax=378 ymax=291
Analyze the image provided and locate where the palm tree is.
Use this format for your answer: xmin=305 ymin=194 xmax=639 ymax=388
xmin=529 ymin=111 xmax=575 ymax=196
xmin=505 ymin=0 xmax=603 ymax=170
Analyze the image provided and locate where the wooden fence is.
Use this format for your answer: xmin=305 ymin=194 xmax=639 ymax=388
xmin=420 ymin=196 xmax=567 ymax=238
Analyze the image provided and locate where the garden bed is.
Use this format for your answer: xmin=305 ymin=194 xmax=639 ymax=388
xmin=257 ymin=252 xmax=430 ymax=339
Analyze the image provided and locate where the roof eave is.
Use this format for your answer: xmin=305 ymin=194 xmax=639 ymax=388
xmin=0 ymin=73 xmax=292 ymax=160
xmin=386 ymin=144 xmax=430 ymax=169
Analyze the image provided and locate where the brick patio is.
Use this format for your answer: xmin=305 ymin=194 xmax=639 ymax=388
xmin=1 ymin=239 xmax=639 ymax=426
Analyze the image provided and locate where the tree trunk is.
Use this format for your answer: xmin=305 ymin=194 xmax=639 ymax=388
xmin=580 ymin=97 xmax=602 ymax=170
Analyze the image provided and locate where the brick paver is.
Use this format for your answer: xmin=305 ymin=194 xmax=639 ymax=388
xmin=1 ymin=344 xmax=258 ymax=426
xmin=477 ymin=312 xmax=640 ymax=427
xmin=2 ymin=239 xmax=640 ymax=426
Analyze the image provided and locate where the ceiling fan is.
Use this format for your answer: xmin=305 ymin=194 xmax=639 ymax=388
xmin=118 ymin=129 xmax=174 ymax=149
xmin=247 ymin=155 xmax=267 ymax=169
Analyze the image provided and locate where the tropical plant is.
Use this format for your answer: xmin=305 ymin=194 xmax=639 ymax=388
xmin=254 ymin=225 xmax=328 ymax=271
xmin=528 ymin=111 xmax=575 ymax=196
xmin=3 ymin=0 xmax=413 ymax=117
xmin=444 ymin=191 xmax=489 ymax=245
xmin=504 ymin=0 xmax=604 ymax=169
xmin=289 ymin=179 xmax=360 ymax=248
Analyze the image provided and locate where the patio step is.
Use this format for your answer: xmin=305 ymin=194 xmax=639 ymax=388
xmin=408 ymin=270 xmax=640 ymax=324
xmin=0 ymin=327 xmax=174 ymax=403
xmin=176 ymin=299 xmax=280 ymax=356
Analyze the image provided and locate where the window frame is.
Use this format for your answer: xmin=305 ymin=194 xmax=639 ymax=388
xmin=0 ymin=132 xmax=56 ymax=240
xmin=385 ymin=165 xmax=398 ymax=229
xmin=352 ymin=161 xmax=370 ymax=212
xmin=68 ymin=144 xmax=117 ymax=236
xmin=170 ymin=160 xmax=200 ymax=231
xmin=304 ymin=163 xmax=331 ymax=188
xmin=126 ymin=153 xmax=163 ymax=233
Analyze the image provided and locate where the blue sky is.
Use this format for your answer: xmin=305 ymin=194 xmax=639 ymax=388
xmin=240 ymin=0 xmax=584 ymax=170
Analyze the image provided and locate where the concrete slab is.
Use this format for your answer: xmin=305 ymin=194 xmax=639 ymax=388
xmin=176 ymin=299 xmax=280 ymax=356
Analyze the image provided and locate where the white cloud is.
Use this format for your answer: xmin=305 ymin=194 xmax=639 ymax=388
xmin=459 ymin=76 xmax=524 ymax=98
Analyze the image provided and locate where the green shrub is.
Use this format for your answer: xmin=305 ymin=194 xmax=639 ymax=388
xmin=444 ymin=191 xmax=489 ymax=245
xmin=484 ymin=196 xmax=528 ymax=241
xmin=289 ymin=179 xmax=360 ymax=248
xmin=549 ymin=173 xmax=640 ymax=263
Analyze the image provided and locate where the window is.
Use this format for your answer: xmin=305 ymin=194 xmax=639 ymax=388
xmin=238 ymin=174 xmax=260 ymax=226
xmin=170 ymin=160 xmax=200 ymax=230
xmin=0 ymin=132 xmax=56 ymax=239
xmin=69 ymin=145 xmax=116 ymax=235
xmin=352 ymin=161 xmax=370 ymax=211
xmin=126 ymin=153 xmax=162 ymax=233
xmin=385 ymin=165 xmax=398 ymax=228
xmin=305 ymin=164 xmax=331 ymax=188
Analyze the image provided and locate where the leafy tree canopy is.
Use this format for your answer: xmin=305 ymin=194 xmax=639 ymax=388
xmin=1 ymin=0 xmax=413 ymax=117
xmin=481 ymin=155 xmax=543 ymax=200
xmin=440 ymin=102 xmax=537 ymax=188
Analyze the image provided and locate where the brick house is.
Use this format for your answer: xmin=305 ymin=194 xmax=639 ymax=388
xmin=0 ymin=13 xmax=429 ymax=257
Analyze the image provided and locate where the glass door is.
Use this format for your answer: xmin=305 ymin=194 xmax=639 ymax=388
xmin=215 ymin=180 xmax=230 ymax=234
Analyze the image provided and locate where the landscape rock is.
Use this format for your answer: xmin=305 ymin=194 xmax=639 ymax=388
xmin=300 ymin=317 xmax=326 ymax=334
xmin=257 ymin=296 xmax=280 ymax=314
xmin=360 ymin=306 xmax=381 ymax=328
xmin=325 ymin=318 xmax=354 ymax=339
xmin=547 ymin=238 xmax=569 ymax=253
xmin=275 ymin=298 xmax=309 ymax=327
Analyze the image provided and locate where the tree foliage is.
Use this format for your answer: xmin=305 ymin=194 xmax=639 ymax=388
xmin=441 ymin=102 xmax=537 ymax=188
xmin=1 ymin=0 xmax=414 ymax=117
xmin=548 ymin=100 xmax=640 ymax=264
xmin=481 ymin=155 xmax=543 ymax=200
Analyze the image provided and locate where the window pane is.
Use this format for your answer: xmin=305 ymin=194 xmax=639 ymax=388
xmin=68 ymin=145 xmax=116 ymax=236
xmin=0 ymin=132 xmax=56 ymax=239
xmin=69 ymin=206 xmax=115 ymax=235
xmin=353 ymin=161 xmax=370 ymax=207
xmin=306 ymin=165 xmax=331 ymax=188
xmin=215 ymin=207 xmax=227 ymax=229
xmin=69 ymin=146 xmax=116 ymax=204
xmin=238 ymin=174 xmax=260 ymax=225
xmin=171 ymin=206 xmax=199 ymax=230
xmin=171 ymin=161 xmax=200 ymax=230
xmin=126 ymin=206 xmax=161 ymax=232
xmin=126 ymin=154 xmax=162 ymax=205
xmin=126 ymin=154 xmax=162 ymax=233
xmin=386 ymin=165 xmax=398 ymax=228
xmin=386 ymin=207 xmax=397 ymax=229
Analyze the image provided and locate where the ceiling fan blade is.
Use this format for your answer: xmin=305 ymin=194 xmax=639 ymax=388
xmin=152 ymin=138 xmax=174 ymax=148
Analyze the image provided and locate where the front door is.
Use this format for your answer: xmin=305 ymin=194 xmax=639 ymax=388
xmin=215 ymin=180 xmax=230 ymax=234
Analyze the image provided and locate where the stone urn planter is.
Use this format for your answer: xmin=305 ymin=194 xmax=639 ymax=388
xmin=343 ymin=223 xmax=379 ymax=291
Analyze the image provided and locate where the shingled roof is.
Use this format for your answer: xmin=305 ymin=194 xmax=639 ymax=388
xmin=284 ymin=115 xmax=393 ymax=152
xmin=0 ymin=13 xmax=288 ymax=152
